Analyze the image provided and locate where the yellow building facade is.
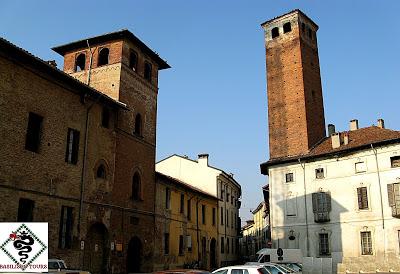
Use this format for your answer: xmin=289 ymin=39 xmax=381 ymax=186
xmin=154 ymin=172 xmax=219 ymax=270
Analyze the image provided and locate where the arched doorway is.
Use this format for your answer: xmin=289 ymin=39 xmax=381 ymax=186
xmin=84 ymin=223 xmax=109 ymax=274
xmin=127 ymin=236 xmax=142 ymax=273
xmin=210 ymin=238 xmax=217 ymax=269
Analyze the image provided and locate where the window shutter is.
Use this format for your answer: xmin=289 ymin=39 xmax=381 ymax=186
xmin=326 ymin=192 xmax=332 ymax=212
xmin=312 ymin=193 xmax=318 ymax=213
xmin=388 ymin=184 xmax=395 ymax=206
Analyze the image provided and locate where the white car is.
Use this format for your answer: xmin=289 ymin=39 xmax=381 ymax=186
xmin=245 ymin=262 xmax=293 ymax=274
xmin=212 ymin=265 xmax=271 ymax=274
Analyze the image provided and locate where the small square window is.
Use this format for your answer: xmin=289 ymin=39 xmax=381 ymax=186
xmin=391 ymin=156 xmax=400 ymax=168
xmin=315 ymin=168 xmax=324 ymax=179
xmin=355 ymin=162 xmax=367 ymax=173
xmin=285 ymin=173 xmax=294 ymax=183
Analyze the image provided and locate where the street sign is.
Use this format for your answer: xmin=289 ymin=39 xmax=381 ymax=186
xmin=278 ymin=256 xmax=283 ymax=261
xmin=277 ymin=247 xmax=283 ymax=257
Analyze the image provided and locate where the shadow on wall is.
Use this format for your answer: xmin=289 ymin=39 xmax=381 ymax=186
xmin=274 ymin=192 xmax=348 ymax=273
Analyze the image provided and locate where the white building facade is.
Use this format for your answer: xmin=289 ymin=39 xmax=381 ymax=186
xmin=156 ymin=154 xmax=242 ymax=266
xmin=261 ymin=125 xmax=400 ymax=273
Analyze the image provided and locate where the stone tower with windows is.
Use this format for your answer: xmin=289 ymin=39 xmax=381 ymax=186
xmin=53 ymin=30 xmax=170 ymax=273
xmin=261 ymin=10 xmax=326 ymax=159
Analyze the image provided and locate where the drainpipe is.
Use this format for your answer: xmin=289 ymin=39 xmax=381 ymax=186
xmin=196 ymin=198 xmax=201 ymax=266
xmin=78 ymin=94 xmax=103 ymax=237
xmin=371 ymin=144 xmax=386 ymax=261
xmin=298 ymin=158 xmax=310 ymax=257
xmin=86 ymin=40 xmax=94 ymax=85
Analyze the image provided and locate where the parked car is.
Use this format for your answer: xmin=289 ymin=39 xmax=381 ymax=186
xmin=277 ymin=263 xmax=302 ymax=273
xmin=245 ymin=262 xmax=293 ymax=274
xmin=154 ymin=269 xmax=210 ymax=274
xmin=48 ymin=259 xmax=90 ymax=274
xmin=212 ymin=265 xmax=271 ymax=274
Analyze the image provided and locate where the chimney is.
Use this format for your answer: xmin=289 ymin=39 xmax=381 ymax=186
xmin=47 ymin=60 xmax=57 ymax=67
xmin=198 ymin=154 xmax=209 ymax=166
xmin=377 ymin=119 xmax=385 ymax=129
xmin=343 ymin=132 xmax=349 ymax=145
xmin=328 ymin=124 xmax=336 ymax=136
xmin=350 ymin=119 xmax=359 ymax=131
xmin=331 ymin=133 xmax=340 ymax=149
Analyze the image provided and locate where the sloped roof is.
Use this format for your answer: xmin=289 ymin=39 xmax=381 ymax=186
xmin=261 ymin=126 xmax=400 ymax=174
xmin=0 ymin=36 xmax=127 ymax=109
xmin=52 ymin=29 xmax=170 ymax=70
xmin=156 ymin=172 xmax=219 ymax=200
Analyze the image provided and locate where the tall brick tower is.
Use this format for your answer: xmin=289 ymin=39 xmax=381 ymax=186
xmin=262 ymin=10 xmax=326 ymax=159
xmin=53 ymin=30 xmax=170 ymax=273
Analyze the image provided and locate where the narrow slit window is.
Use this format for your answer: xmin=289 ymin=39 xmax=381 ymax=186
xmin=134 ymin=113 xmax=142 ymax=136
xmin=65 ymin=128 xmax=80 ymax=164
xmin=129 ymin=50 xmax=138 ymax=71
xmin=96 ymin=164 xmax=106 ymax=179
xmin=132 ymin=172 xmax=141 ymax=201
xmin=101 ymin=107 xmax=110 ymax=128
xmin=144 ymin=62 xmax=152 ymax=81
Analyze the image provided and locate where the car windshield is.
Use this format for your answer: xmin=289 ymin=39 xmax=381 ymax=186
xmin=48 ymin=262 xmax=59 ymax=269
xmin=258 ymin=268 xmax=271 ymax=274
xmin=263 ymin=265 xmax=283 ymax=274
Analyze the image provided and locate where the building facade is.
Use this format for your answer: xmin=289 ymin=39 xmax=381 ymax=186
xmin=240 ymin=202 xmax=269 ymax=261
xmin=156 ymin=154 xmax=242 ymax=266
xmin=0 ymin=29 xmax=169 ymax=274
xmin=154 ymin=172 xmax=219 ymax=270
xmin=260 ymin=9 xmax=400 ymax=273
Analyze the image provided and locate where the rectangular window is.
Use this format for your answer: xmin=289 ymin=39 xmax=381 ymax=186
xmin=231 ymin=211 xmax=234 ymax=228
xmin=59 ymin=206 xmax=73 ymax=249
xmin=179 ymin=235 xmax=184 ymax=255
xmin=221 ymin=237 xmax=224 ymax=253
xmin=101 ymin=107 xmax=110 ymax=128
xmin=357 ymin=187 xmax=369 ymax=210
xmin=226 ymin=209 xmax=228 ymax=226
xmin=387 ymin=183 xmax=400 ymax=217
xmin=180 ymin=194 xmax=184 ymax=213
xmin=220 ymin=207 xmax=224 ymax=225
xmin=220 ymin=182 xmax=224 ymax=199
xmin=391 ymin=156 xmax=400 ymax=168
xmin=285 ymin=172 xmax=294 ymax=183
xmin=165 ymin=187 xmax=171 ymax=209
xmin=231 ymin=195 xmax=234 ymax=204
xmin=315 ymin=168 xmax=324 ymax=179
xmin=355 ymin=161 xmax=367 ymax=173
xmin=312 ymin=192 xmax=331 ymax=223
xmin=319 ymin=233 xmax=330 ymax=255
xmin=25 ymin=112 xmax=43 ymax=152
xmin=187 ymin=235 xmax=192 ymax=252
xmin=202 ymin=205 xmax=206 ymax=225
xmin=164 ymin=233 xmax=169 ymax=255
xmin=212 ymin=207 xmax=216 ymax=226
xmin=227 ymin=237 xmax=230 ymax=253
xmin=17 ymin=198 xmax=34 ymax=222
xmin=227 ymin=192 xmax=230 ymax=203
xmin=361 ymin=231 xmax=373 ymax=255
xmin=286 ymin=195 xmax=297 ymax=217
xmin=187 ymin=199 xmax=191 ymax=221
xmin=65 ymin=128 xmax=80 ymax=164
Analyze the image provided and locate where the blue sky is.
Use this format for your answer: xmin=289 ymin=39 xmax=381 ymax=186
xmin=1 ymin=1 xmax=399 ymax=223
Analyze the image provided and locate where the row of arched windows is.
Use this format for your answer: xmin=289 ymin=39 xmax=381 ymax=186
xmin=74 ymin=48 xmax=153 ymax=82
xmin=94 ymin=162 xmax=142 ymax=201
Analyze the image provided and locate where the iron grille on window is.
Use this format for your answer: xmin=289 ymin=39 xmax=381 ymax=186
xmin=387 ymin=183 xmax=400 ymax=217
xmin=361 ymin=231 xmax=373 ymax=255
xmin=319 ymin=233 xmax=330 ymax=255
xmin=312 ymin=192 xmax=331 ymax=223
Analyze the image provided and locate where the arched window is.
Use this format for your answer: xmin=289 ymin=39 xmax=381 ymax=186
xmin=132 ymin=172 xmax=141 ymax=201
xmin=134 ymin=113 xmax=142 ymax=136
xmin=98 ymin=48 xmax=109 ymax=66
xmin=271 ymin=27 xmax=279 ymax=39
xmin=144 ymin=62 xmax=152 ymax=81
xmin=96 ymin=164 xmax=106 ymax=179
xmin=129 ymin=50 xmax=138 ymax=71
xmin=283 ymin=22 xmax=292 ymax=33
xmin=75 ymin=53 xmax=86 ymax=72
